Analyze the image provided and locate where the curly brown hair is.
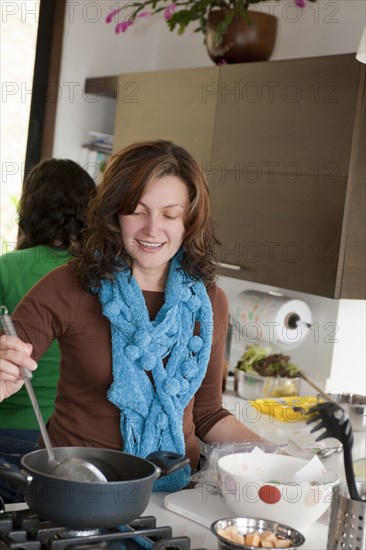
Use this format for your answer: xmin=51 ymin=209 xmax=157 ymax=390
xmin=75 ymin=140 xmax=219 ymax=289
xmin=17 ymin=159 xmax=96 ymax=250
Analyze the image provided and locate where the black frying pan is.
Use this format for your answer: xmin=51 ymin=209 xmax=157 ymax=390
xmin=0 ymin=447 xmax=189 ymax=527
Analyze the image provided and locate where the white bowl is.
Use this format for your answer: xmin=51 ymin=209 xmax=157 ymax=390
xmin=217 ymin=453 xmax=339 ymax=529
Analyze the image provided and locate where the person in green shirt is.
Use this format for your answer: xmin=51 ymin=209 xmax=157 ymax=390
xmin=0 ymin=158 xmax=95 ymax=502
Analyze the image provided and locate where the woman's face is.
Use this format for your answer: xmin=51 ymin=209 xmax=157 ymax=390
xmin=119 ymin=175 xmax=190 ymax=286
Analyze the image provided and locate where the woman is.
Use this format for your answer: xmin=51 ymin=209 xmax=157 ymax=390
xmin=0 ymin=140 xmax=262 ymax=492
xmin=0 ymin=158 xmax=96 ymax=500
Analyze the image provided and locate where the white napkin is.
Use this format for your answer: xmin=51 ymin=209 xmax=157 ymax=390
xmin=294 ymin=454 xmax=327 ymax=484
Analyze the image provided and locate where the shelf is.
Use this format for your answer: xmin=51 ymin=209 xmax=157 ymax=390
xmin=84 ymin=76 xmax=119 ymax=99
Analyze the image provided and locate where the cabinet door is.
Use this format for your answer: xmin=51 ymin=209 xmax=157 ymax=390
xmin=338 ymin=68 xmax=366 ymax=299
xmin=113 ymin=67 xmax=219 ymax=166
xmin=211 ymin=171 xmax=347 ymax=296
xmin=210 ymin=54 xmax=361 ymax=297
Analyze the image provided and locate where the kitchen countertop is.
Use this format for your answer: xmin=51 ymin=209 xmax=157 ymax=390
xmin=4 ymin=385 xmax=365 ymax=549
xmin=144 ymin=385 xmax=365 ymax=550
xmin=145 ymin=491 xmax=330 ymax=549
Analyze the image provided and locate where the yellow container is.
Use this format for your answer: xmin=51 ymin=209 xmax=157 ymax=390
xmin=250 ymin=395 xmax=320 ymax=422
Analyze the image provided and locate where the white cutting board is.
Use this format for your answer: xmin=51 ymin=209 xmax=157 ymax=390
xmin=164 ymin=488 xmax=233 ymax=528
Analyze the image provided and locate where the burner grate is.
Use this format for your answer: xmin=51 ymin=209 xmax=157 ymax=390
xmin=0 ymin=511 xmax=207 ymax=550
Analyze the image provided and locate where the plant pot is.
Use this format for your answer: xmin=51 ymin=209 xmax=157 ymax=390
xmin=206 ymin=8 xmax=278 ymax=64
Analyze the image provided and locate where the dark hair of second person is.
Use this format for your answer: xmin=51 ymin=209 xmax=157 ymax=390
xmin=17 ymin=158 xmax=96 ymax=250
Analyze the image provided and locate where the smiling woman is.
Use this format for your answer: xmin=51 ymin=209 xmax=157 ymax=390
xmin=0 ymin=139 xmax=264 ymax=500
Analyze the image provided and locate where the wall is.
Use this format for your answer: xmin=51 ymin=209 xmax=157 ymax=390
xmin=52 ymin=1 xmax=365 ymax=394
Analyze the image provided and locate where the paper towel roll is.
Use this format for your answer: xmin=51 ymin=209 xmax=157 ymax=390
xmin=231 ymin=290 xmax=312 ymax=349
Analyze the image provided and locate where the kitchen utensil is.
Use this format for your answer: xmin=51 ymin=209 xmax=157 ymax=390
xmin=306 ymin=401 xmax=362 ymax=501
xmin=211 ymin=517 xmax=305 ymax=549
xmin=0 ymin=306 xmax=107 ymax=483
xmin=327 ymin=481 xmax=366 ymax=549
xmin=324 ymin=392 xmax=366 ymax=432
xmin=0 ymin=447 xmax=189 ymax=527
xmin=289 ymin=428 xmax=343 ymax=457
xmin=216 ymin=452 xmax=339 ymax=529
xmin=316 ymin=445 xmax=343 ymax=459
xmin=295 ymin=369 xmax=336 ymax=403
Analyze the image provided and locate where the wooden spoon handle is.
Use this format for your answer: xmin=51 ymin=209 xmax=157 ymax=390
xmin=299 ymin=371 xmax=338 ymax=403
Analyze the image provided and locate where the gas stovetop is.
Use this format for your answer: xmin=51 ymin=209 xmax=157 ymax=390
xmin=0 ymin=509 xmax=208 ymax=550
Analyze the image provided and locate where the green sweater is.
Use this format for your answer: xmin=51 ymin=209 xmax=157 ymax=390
xmin=0 ymin=245 xmax=70 ymax=429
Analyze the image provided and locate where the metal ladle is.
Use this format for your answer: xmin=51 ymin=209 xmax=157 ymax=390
xmin=0 ymin=306 xmax=107 ymax=483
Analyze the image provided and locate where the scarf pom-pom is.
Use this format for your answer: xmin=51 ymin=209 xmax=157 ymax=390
xmin=180 ymin=288 xmax=192 ymax=302
xmin=181 ymin=359 xmax=198 ymax=379
xmin=164 ymin=377 xmax=180 ymax=396
xmin=187 ymin=296 xmax=201 ymax=312
xmin=143 ymin=354 xmax=156 ymax=371
xmin=188 ymin=335 xmax=203 ymax=353
xmin=125 ymin=344 xmax=141 ymax=361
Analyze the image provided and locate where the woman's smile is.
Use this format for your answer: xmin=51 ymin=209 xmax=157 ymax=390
xmin=136 ymin=239 xmax=165 ymax=251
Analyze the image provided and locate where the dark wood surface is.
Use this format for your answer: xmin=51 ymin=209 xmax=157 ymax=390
xmin=337 ymin=65 xmax=366 ymax=298
xmin=210 ymin=172 xmax=347 ymax=296
xmin=25 ymin=0 xmax=66 ymax=176
xmin=84 ymin=76 xmax=119 ymax=99
xmin=113 ymin=67 xmax=220 ymax=167
xmin=209 ymin=54 xmax=363 ymax=298
xmin=87 ymin=54 xmax=365 ymax=298
xmin=41 ymin=0 xmax=66 ymax=159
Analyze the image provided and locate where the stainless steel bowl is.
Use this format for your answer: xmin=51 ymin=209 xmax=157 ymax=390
xmin=326 ymin=393 xmax=366 ymax=432
xmin=211 ymin=517 xmax=305 ymax=549
xmin=234 ymin=368 xmax=301 ymax=400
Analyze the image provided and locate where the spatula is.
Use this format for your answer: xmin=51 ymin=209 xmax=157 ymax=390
xmin=306 ymin=401 xmax=362 ymax=501
xmin=0 ymin=306 xmax=107 ymax=483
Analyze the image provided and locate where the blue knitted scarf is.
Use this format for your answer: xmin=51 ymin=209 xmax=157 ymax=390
xmin=97 ymin=253 xmax=213 ymax=491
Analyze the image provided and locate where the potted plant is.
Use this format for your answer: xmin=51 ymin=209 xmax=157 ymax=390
xmin=106 ymin=0 xmax=316 ymax=64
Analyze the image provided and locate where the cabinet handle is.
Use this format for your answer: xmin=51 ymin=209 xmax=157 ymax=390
xmin=217 ymin=262 xmax=242 ymax=271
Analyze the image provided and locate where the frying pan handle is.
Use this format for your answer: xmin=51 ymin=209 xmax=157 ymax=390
xmin=146 ymin=451 xmax=190 ymax=478
xmin=0 ymin=464 xmax=32 ymax=487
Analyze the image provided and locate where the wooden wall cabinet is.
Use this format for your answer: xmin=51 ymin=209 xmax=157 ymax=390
xmin=113 ymin=67 xmax=219 ymax=166
xmin=85 ymin=54 xmax=365 ymax=299
xmin=210 ymin=54 xmax=364 ymax=298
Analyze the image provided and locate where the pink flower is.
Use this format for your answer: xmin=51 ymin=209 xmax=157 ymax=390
xmin=105 ymin=7 xmax=123 ymax=24
xmin=163 ymin=3 xmax=176 ymax=20
xmin=115 ymin=20 xmax=134 ymax=33
xmin=139 ymin=11 xmax=153 ymax=19
xmin=295 ymin=0 xmax=306 ymax=6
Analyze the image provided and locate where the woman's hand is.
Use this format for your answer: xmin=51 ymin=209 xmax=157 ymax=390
xmin=0 ymin=335 xmax=37 ymax=401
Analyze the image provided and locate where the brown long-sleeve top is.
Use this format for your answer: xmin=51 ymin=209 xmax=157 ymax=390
xmin=10 ymin=263 xmax=231 ymax=471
